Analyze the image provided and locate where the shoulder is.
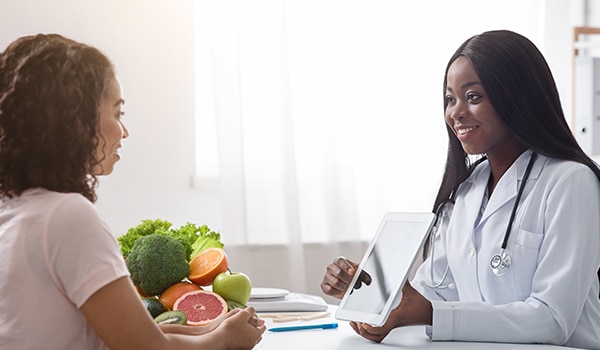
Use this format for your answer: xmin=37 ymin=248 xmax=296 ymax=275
xmin=22 ymin=189 xmax=107 ymax=234
xmin=537 ymin=155 xmax=599 ymax=181
xmin=53 ymin=191 xmax=96 ymax=213
xmin=40 ymin=191 xmax=117 ymax=259
xmin=21 ymin=188 xmax=92 ymax=205
xmin=9 ymin=188 xmax=95 ymax=216
xmin=30 ymin=189 xmax=98 ymax=219
xmin=532 ymin=156 xmax=600 ymax=197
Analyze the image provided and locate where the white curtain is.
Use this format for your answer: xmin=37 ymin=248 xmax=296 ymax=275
xmin=193 ymin=0 xmax=542 ymax=294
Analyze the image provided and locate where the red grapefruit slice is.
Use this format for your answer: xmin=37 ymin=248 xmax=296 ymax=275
xmin=173 ymin=290 xmax=227 ymax=326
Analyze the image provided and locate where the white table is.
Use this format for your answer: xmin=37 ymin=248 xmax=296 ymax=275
xmin=255 ymin=306 xmax=578 ymax=350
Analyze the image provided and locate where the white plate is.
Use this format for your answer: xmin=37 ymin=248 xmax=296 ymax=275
xmin=250 ymin=287 xmax=289 ymax=299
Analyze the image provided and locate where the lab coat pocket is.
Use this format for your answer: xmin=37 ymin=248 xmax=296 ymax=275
xmin=515 ymin=228 xmax=544 ymax=249
xmin=512 ymin=228 xmax=544 ymax=298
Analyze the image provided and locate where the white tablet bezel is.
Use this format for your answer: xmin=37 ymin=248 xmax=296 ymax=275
xmin=334 ymin=212 xmax=435 ymax=326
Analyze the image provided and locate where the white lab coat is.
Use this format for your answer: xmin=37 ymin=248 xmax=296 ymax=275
xmin=412 ymin=150 xmax=600 ymax=349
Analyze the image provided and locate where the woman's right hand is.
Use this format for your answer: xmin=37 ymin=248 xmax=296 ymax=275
xmin=349 ymin=282 xmax=432 ymax=343
xmin=320 ymin=256 xmax=371 ymax=299
xmin=213 ymin=307 xmax=265 ymax=349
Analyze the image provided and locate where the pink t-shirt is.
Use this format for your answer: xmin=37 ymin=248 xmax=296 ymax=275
xmin=0 ymin=188 xmax=130 ymax=349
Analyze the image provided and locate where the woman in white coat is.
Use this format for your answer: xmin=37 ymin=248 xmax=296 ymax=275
xmin=320 ymin=30 xmax=600 ymax=349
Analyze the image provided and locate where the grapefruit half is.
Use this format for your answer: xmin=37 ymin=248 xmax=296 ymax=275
xmin=159 ymin=281 xmax=202 ymax=310
xmin=173 ymin=290 xmax=228 ymax=326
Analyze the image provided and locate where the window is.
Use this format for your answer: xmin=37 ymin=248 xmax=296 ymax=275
xmin=193 ymin=0 xmax=542 ymax=245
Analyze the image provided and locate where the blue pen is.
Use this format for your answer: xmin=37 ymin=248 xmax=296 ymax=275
xmin=269 ymin=322 xmax=338 ymax=332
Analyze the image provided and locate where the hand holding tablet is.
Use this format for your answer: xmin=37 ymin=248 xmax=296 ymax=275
xmin=334 ymin=212 xmax=435 ymax=326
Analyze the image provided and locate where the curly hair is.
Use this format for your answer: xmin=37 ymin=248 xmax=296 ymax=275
xmin=0 ymin=34 xmax=116 ymax=202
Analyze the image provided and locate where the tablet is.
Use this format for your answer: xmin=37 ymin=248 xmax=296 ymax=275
xmin=335 ymin=212 xmax=435 ymax=326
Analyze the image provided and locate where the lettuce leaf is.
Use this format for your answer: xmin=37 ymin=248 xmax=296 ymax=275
xmin=189 ymin=224 xmax=224 ymax=259
xmin=118 ymin=219 xmax=224 ymax=260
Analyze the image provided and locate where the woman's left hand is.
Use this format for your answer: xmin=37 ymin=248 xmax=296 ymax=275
xmin=349 ymin=282 xmax=432 ymax=343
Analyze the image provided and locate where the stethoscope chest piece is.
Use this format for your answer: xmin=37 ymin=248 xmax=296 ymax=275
xmin=490 ymin=249 xmax=511 ymax=276
xmin=488 ymin=152 xmax=537 ymax=278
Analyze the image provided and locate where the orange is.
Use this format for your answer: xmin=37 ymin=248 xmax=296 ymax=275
xmin=188 ymin=247 xmax=229 ymax=286
xmin=159 ymin=281 xmax=203 ymax=310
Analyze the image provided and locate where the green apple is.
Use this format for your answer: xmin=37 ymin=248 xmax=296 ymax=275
xmin=212 ymin=271 xmax=252 ymax=305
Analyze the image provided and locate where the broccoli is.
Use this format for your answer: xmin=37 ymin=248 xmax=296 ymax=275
xmin=118 ymin=219 xmax=221 ymax=259
xmin=125 ymin=234 xmax=191 ymax=296
xmin=118 ymin=219 xmax=174 ymax=257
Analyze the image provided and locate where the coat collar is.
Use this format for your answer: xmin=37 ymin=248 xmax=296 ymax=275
xmin=458 ymin=150 xmax=542 ymax=230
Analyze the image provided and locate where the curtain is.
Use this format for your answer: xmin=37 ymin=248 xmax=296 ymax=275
xmin=193 ymin=0 xmax=542 ymax=294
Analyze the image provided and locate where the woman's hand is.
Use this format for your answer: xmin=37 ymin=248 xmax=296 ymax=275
xmin=158 ymin=308 xmax=256 ymax=336
xmin=349 ymin=282 xmax=432 ymax=343
xmin=213 ymin=307 xmax=266 ymax=349
xmin=82 ymin=277 xmax=266 ymax=349
xmin=320 ymin=256 xmax=371 ymax=299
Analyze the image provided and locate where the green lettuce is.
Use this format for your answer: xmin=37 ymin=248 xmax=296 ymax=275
xmin=188 ymin=223 xmax=224 ymax=259
xmin=118 ymin=219 xmax=224 ymax=260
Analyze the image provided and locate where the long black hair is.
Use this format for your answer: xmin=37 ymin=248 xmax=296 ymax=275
xmin=434 ymin=30 xmax=600 ymax=211
xmin=432 ymin=30 xmax=600 ymax=291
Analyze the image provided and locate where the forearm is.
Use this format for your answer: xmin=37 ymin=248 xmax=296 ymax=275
xmin=430 ymin=299 xmax=564 ymax=344
xmin=393 ymin=283 xmax=432 ymax=327
xmin=163 ymin=332 xmax=226 ymax=349
xmin=159 ymin=323 xmax=214 ymax=336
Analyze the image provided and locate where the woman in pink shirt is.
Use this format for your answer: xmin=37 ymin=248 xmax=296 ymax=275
xmin=0 ymin=33 xmax=265 ymax=350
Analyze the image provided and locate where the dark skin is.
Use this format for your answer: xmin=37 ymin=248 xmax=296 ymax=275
xmin=320 ymin=257 xmax=432 ymax=343
xmin=320 ymin=256 xmax=371 ymax=299
xmin=444 ymin=57 xmax=526 ymax=197
xmin=321 ymin=58 xmax=527 ymax=343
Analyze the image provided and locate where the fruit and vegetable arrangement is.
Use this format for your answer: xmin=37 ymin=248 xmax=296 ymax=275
xmin=118 ymin=219 xmax=253 ymax=326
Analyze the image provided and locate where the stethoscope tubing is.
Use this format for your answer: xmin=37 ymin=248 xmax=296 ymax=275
xmin=500 ymin=152 xmax=537 ymax=249
xmin=426 ymin=152 xmax=537 ymax=287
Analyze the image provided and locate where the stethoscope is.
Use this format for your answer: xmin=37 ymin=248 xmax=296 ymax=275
xmin=424 ymin=152 xmax=538 ymax=290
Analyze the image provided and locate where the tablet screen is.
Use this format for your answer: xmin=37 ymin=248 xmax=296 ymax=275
xmin=335 ymin=212 xmax=434 ymax=326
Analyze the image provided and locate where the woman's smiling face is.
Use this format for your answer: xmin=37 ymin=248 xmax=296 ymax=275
xmin=444 ymin=56 xmax=521 ymax=161
xmin=93 ymin=77 xmax=129 ymax=176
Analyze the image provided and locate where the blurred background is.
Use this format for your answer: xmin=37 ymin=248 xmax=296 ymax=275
xmin=1 ymin=0 xmax=599 ymax=301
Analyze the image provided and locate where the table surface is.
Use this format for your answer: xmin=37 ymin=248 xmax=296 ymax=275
xmin=254 ymin=306 xmax=577 ymax=350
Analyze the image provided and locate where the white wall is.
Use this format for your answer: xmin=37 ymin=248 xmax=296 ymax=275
xmin=0 ymin=0 xmax=223 ymax=239
xmin=543 ymin=0 xmax=600 ymax=147
xmin=1 ymin=0 xmax=598 ymax=297
xmin=0 ymin=0 xmax=591 ymax=239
